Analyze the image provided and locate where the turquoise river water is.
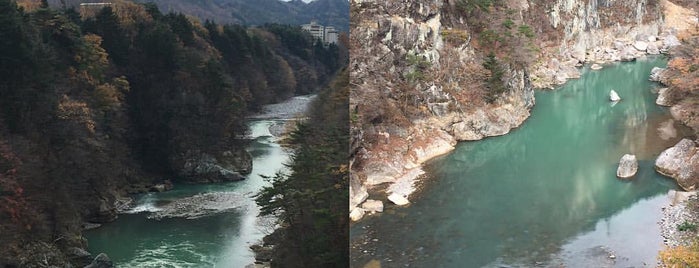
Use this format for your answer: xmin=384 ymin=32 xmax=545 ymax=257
xmin=350 ymin=57 xmax=693 ymax=267
xmin=85 ymin=119 xmax=291 ymax=267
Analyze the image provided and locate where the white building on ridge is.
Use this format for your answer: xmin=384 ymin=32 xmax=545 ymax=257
xmin=301 ymin=20 xmax=338 ymax=45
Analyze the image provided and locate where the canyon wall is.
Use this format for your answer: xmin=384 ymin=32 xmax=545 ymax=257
xmin=350 ymin=0 xmax=679 ymax=220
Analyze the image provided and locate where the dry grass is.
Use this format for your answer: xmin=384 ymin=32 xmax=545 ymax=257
xmin=659 ymin=240 xmax=699 ymax=268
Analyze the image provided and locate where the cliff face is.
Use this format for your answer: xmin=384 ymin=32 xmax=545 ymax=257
xmin=350 ymin=0 xmax=673 ymax=220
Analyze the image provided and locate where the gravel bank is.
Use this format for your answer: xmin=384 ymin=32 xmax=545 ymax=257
xmin=659 ymin=190 xmax=698 ymax=248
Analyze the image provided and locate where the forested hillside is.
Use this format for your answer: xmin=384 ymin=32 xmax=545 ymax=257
xmin=0 ymin=0 xmax=341 ymax=265
xmin=256 ymin=68 xmax=349 ymax=267
xmin=47 ymin=0 xmax=350 ymax=32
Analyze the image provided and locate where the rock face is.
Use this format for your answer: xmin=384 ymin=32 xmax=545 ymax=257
xmin=180 ymin=152 xmax=250 ymax=183
xmin=650 ymin=67 xmax=667 ymax=82
xmin=656 ymin=88 xmax=672 ymax=106
xmin=655 ymin=139 xmax=699 ymax=190
xmin=349 ymin=173 xmax=368 ymax=211
xmin=610 ymin=90 xmax=621 ymax=102
xmin=350 ymin=0 xmax=673 ymax=222
xmin=617 ymin=154 xmax=638 ymax=178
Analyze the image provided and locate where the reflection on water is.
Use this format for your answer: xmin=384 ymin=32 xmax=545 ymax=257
xmin=350 ymin=57 xmax=683 ymax=267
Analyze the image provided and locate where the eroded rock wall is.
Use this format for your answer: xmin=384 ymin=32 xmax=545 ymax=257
xmin=350 ymin=0 xmax=671 ymax=220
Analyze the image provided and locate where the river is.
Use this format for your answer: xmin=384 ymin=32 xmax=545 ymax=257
xmin=350 ymin=57 xmax=692 ymax=267
xmin=85 ymin=95 xmax=315 ymax=267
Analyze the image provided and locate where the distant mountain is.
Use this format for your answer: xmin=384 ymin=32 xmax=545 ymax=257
xmin=136 ymin=0 xmax=349 ymax=32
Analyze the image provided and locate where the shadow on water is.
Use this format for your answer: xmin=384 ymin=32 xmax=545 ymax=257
xmin=350 ymin=57 xmax=685 ymax=268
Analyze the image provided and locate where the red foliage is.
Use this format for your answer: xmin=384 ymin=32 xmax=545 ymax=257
xmin=0 ymin=139 xmax=29 ymax=225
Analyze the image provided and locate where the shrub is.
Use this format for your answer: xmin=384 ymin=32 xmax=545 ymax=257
xmin=678 ymin=221 xmax=697 ymax=232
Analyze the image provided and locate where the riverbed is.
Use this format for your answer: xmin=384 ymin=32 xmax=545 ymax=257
xmin=85 ymin=95 xmax=314 ymax=267
xmin=350 ymin=57 xmax=691 ymax=267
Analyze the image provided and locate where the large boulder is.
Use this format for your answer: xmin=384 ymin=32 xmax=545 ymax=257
xmin=663 ymin=35 xmax=681 ymax=49
xmin=620 ymin=46 xmax=638 ymax=61
xmin=616 ymin=154 xmax=638 ymax=178
xmin=66 ymin=247 xmax=92 ymax=266
xmin=350 ymin=207 xmax=365 ymax=221
xmin=387 ymin=193 xmax=410 ymax=206
xmin=85 ymin=253 xmax=114 ymax=268
xmin=150 ymin=180 xmax=173 ymax=192
xmin=655 ymin=139 xmax=699 ymax=190
xmin=361 ymin=199 xmax=384 ymax=213
xmin=647 ymin=42 xmax=660 ymax=55
xmin=633 ymin=41 xmax=648 ymax=51
xmin=610 ymin=90 xmax=621 ymax=102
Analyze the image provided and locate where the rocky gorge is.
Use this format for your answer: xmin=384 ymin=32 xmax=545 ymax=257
xmin=350 ymin=0 xmax=699 ymax=221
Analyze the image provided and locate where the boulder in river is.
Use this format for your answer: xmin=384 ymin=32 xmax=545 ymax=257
xmin=655 ymin=139 xmax=699 ymax=191
xmin=350 ymin=207 xmax=365 ymax=221
xmin=85 ymin=253 xmax=114 ymax=268
xmin=361 ymin=199 xmax=384 ymax=213
xmin=616 ymin=154 xmax=638 ymax=178
xmin=150 ymin=180 xmax=174 ymax=192
xmin=590 ymin=64 xmax=603 ymax=70
xmin=609 ymin=90 xmax=621 ymax=102
xmin=388 ymin=193 xmax=410 ymax=206
xmin=620 ymin=46 xmax=638 ymax=62
xmin=66 ymin=247 xmax=92 ymax=266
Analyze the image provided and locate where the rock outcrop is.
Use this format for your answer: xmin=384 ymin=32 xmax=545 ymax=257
xmin=656 ymin=88 xmax=672 ymax=106
xmin=617 ymin=154 xmax=638 ymax=178
xmin=650 ymin=67 xmax=667 ymax=82
xmin=655 ymin=139 xmax=699 ymax=190
xmin=179 ymin=152 xmax=251 ymax=183
xmin=610 ymin=90 xmax=621 ymax=102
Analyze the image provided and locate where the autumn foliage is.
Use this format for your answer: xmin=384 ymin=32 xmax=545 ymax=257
xmin=0 ymin=0 xmax=342 ymax=265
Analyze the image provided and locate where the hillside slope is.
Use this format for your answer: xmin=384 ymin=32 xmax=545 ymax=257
xmin=0 ymin=0 xmax=340 ymax=266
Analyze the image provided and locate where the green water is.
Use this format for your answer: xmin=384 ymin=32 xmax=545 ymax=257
xmin=351 ymin=57 xmax=690 ymax=267
xmin=85 ymin=120 xmax=290 ymax=267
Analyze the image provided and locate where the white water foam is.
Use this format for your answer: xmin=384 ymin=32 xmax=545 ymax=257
xmin=124 ymin=193 xmax=163 ymax=214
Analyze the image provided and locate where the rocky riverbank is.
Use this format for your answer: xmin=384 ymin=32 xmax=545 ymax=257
xmin=349 ymin=0 xmax=699 ymax=222
xmin=659 ymin=190 xmax=699 ymax=248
